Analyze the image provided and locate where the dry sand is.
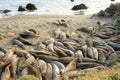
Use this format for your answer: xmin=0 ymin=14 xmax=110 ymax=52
xmin=0 ymin=14 xmax=113 ymax=50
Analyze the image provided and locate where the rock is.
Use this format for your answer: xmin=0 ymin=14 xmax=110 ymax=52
xmin=97 ymin=10 xmax=105 ymax=17
xmin=97 ymin=3 xmax=120 ymax=17
xmin=111 ymin=0 xmax=115 ymax=1
xmin=0 ymin=9 xmax=11 ymax=14
xmin=71 ymin=3 xmax=88 ymax=10
xmin=18 ymin=6 xmax=27 ymax=11
xmin=26 ymin=3 xmax=37 ymax=11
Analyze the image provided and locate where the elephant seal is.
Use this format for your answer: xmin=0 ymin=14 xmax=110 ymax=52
xmin=38 ymin=59 xmax=47 ymax=76
xmin=58 ymin=57 xmax=75 ymax=65
xmin=21 ymin=55 xmax=35 ymax=69
xmin=47 ymin=43 xmax=56 ymax=53
xmin=51 ymin=63 xmax=60 ymax=80
xmin=108 ymin=41 xmax=120 ymax=51
xmin=87 ymin=47 xmax=94 ymax=59
xmin=75 ymin=50 xmax=84 ymax=62
xmin=33 ymin=55 xmax=59 ymax=63
xmin=91 ymin=47 xmax=99 ymax=60
xmin=76 ymin=62 xmax=102 ymax=69
xmin=54 ymin=46 xmax=68 ymax=57
xmin=64 ymin=59 xmax=77 ymax=72
xmin=58 ymin=47 xmax=75 ymax=57
xmin=28 ymin=65 xmax=42 ymax=80
xmin=16 ymin=37 xmax=34 ymax=46
xmin=1 ymin=64 xmax=11 ymax=80
xmin=44 ymin=63 xmax=53 ymax=80
xmin=51 ymin=61 xmax=65 ymax=70
xmin=12 ymin=38 xmax=25 ymax=49
xmin=54 ymin=41 xmax=66 ymax=49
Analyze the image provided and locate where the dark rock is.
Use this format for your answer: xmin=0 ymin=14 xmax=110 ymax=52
xmin=71 ymin=3 xmax=88 ymax=10
xmin=0 ymin=9 xmax=11 ymax=14
xmin=18 ymin=6 xmax=27 ymax=11
xmin=26 ymin=3 xmax=37 ymax=10
xmin=97 ymin=10 xmax=105 ymax=17
xmin=97 ymin=3 xmax=120 ymax=17
xmin=111 ymin=0 xmax=115 ymax=1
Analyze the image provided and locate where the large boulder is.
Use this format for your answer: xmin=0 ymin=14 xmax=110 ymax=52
xmin=26 ymin=3 xmax=37 ymax=11
xmin=71 ymin=3 xmax=88 ymax=10
xmin=18 ymin=6 xmax=27 ymax=12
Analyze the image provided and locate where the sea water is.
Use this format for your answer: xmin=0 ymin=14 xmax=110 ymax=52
xmin=0 ymin=0 xmax=119 ymax=17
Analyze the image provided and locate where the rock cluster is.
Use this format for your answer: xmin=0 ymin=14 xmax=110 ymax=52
xmin=18 ymin=3 xmax=37 ymax=12
xmin=97 ymin=3 xmax=120 ymax=17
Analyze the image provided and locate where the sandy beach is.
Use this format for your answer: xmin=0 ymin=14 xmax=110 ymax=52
xmin=0 ymin=14 xmax=112 ymax=50
xmin=0 ymin=13 xmax=120 ymax=80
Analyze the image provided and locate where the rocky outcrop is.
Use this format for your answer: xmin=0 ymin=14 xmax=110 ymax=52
xmin=97 ymin=3 xmax=120 ymax=17
xmin=18 ymin=6 xmax=27 ymax=11
xmin=18 ymin=3 xmax=37 ymax=12
xmin=26 ymin=3 xmax=37 ymax=11
xmin=71 ymin=3 xmax=88 ymax=10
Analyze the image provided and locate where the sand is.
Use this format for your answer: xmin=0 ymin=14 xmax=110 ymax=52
xmin=0 ymin=14 xmax=113 ymax=50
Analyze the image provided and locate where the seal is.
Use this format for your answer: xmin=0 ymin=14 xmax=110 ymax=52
xmin=35 ymin=55 xmax=59 ymax=63
xmin=58 ymin=47 xmax=75 ymax=57
xmin=51 ymin=63 xmax=60 ymax=80
xmin=44 ymin=63 xmax=53 ymax=80
xmin=1 ymin=64 xmax=11 ymax=80
xmin=58 ymin=57 xmax=75 ymax=65
xmin=76 ymin=62 xmax=102 ymax=69
xmin=51 ymin=61 xmax=65 ymax=71
xmin=54 ymin=46 xmax=68 ymax=57
xmin=28 ymin=65 xmax=42 ymax=80
xmin=21 ymin=55 xmax=35 ymax=69
xmin=12 ymin=38 xmax=25 ymax=49
xmin=87 ymin=47 xmax=94 ymax=59
xmin=47 ymin=43 xmax=56 ymax=53
xmin=38 ymin=59 xmax=47 ymax=76
xmin=64 ymin=59 xmax=77 ymax=72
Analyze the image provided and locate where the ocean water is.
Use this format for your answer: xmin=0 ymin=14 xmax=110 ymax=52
xmin=0 ymin=0 xmax=120 ymax=17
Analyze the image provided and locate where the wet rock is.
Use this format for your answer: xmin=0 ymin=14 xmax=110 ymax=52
xmin=18 ymin=6 xmax=27 ymax=12
xmin=0 ymin=9 xmax=11 ymax=14
xmin=71 ymin=3 xmax=88 ymax=10
xmin=26 ymin=3 xmax=37 ymax=11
